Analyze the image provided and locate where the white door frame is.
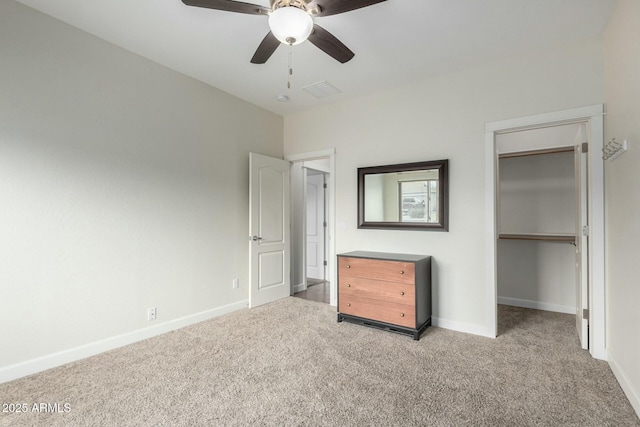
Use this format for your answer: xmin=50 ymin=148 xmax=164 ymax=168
xmin=285 ymin=149 xmax=337 ymax=306
xmin=485 ymin=105 xmax=605 ymax=359
xmin=574 ymin=125 xmax=589 ymax=350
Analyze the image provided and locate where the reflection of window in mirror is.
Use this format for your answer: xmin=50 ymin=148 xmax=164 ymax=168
xmin=399 ymin=180 xmax=439 ymax=223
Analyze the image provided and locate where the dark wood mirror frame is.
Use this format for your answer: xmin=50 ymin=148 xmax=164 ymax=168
xmin=357 ymin=159 xmax=449 ymax=231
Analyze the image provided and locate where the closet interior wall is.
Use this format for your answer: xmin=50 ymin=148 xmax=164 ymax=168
xmin=496 ymin=123 xmax=581 ymax=314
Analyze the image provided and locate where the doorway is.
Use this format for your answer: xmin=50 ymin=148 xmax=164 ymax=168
xmin=485 ymin=105 xmax=605 ymax=359
xmin=285 ymin=149 xmax=336 ymax=306
xmin=305 ymin=170 xmax=327 ymax=283
xmin=299 ymin=167 xmax=329 ymax=303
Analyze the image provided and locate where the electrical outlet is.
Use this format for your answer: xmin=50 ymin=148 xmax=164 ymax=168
xmin=147 ymin=307 xmax=156 ymax=321
xmin=232 ymin=278 xmax=239 ymax=289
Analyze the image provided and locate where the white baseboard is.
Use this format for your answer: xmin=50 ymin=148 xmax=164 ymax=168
xmin=608 ymin=349 xmax=640 ymax=418
xmin=497 ymin=296 xmax=575 ymax=314
xmin=293 ymin=283 xmax=306 ymax=293
xmin=0 ymin=300 xmax=248 ymax=384
xmin=432 ymin=316 xmax=496 ymax=339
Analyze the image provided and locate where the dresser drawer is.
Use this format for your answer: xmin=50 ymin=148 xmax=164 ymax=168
xmin=338 ymin=256 xmax=415 ymax=285
xmin=339 ymin=276 xmax=415 ymax=304
xmin=339 ymin=295 xmax=415 ymax=328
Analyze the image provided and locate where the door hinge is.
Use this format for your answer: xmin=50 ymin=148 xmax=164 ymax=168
xmin=583 ymin=308 xmax=589 ymax=320
xmin=323 ymin=183 xmax=327 ymax=189
xmin=581 ymin=142 xmax=589 ymax=153
xmin=323 ymin=261 xmax=328 ymax=266
xmin=582 ymin=225 xmax=589 ymax=236
xmin=323 ymin=221 xmax=327 ymax=227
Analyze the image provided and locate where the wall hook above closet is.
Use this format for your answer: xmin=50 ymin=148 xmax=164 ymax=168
xmin=602 ymin=138 xmax=628 ymax=161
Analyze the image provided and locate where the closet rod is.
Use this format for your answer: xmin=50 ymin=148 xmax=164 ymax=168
xmin=499 ymin=233 xmax=576 ymax=243
xmin=498 ymin=146 xmax=574 ymax=159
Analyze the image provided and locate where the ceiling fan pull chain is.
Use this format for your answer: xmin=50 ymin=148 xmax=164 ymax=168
xmin=287 ymin=44 xmax=293 ymax=90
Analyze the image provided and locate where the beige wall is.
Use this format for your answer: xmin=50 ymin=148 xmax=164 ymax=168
xmin=0 ymin=1 xmax=282 ymax=378
xmin=285 ymin=38 xmax=604 ymax=336
xmin=604 ymin=0 xmax=640 ymax=415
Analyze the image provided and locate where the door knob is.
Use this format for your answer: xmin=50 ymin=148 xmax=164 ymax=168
xmin=250 ymin=236 xmax=263 ymax=241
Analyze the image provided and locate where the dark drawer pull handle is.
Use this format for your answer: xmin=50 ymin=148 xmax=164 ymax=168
xmin=399 ymin=270 xmax=404 ymax=274
xmin=400 ymin=291 xmax=405 ymax=296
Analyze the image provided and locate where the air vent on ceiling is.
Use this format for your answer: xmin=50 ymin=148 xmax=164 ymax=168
xmin=302 ymin=81 xmax=341 ymax=99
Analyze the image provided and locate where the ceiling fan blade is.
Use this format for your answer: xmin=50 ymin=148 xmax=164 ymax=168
xmin=181 ymin=0 xmax=269 ymax=15
xmin=308 ymin=24 xmax=354 ymax=64
xmin=251 ymin=32 xmax=280 ymax=64
xmin=308 ymin=0 xmax=386 ymax=17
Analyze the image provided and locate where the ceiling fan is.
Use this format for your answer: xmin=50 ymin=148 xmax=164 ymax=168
xmin=181 ymin=0 xmax=387 ymax=64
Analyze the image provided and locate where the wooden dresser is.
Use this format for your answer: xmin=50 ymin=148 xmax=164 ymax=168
xmin=337 ymin=251 xmax=432 ymax=340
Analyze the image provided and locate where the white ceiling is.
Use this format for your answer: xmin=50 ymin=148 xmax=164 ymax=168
xmin=16 ymin=0 xmax=615 ymax=116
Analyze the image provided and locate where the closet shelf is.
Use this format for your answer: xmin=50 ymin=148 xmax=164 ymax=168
xmin=499 ymin=233 xmax=575 ymax=243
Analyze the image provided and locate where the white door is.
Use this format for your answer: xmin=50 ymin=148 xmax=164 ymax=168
xmin=575 ymin=127 xmax=589 ymax=349
xmin=306 ymin=173 xmax=325 ymax=280
xmin=249 ymin=153 xmax=291 ymax=308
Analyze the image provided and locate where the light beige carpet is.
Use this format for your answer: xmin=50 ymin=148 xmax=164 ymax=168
xmin=1 ymin=298 xmax=638 ymax=426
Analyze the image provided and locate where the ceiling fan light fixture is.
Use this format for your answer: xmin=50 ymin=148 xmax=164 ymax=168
xmin=268 ymin=6 xmax=313 ymax=46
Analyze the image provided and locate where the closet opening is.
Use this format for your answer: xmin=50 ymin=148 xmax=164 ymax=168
xmin=496 ymin=122 xmax=589 ymax=350
xmin=486 ymin=105 xmax=604 ymax=359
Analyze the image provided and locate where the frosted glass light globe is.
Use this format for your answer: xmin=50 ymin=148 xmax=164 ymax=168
xmin=268 ymin=6 xmax=313 ymax=46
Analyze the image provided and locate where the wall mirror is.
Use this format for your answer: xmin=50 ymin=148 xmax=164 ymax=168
xmin=358 ymin=159 xmax=449 ymax=231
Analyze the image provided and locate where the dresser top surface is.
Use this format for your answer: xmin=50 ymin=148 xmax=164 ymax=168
xmin=338 ymin=251 xmax=431 ymax=262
